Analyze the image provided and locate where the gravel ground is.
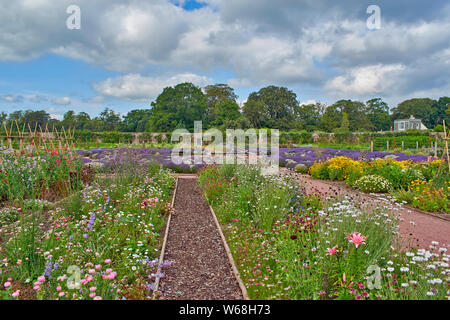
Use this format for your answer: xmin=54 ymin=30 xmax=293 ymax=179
xmin=159 ymin=178 xmax=243 ymax=300
xmin=282 ymin=169 xmax=450 ymax=250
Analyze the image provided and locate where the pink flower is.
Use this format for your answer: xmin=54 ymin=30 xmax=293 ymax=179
xmin=104 ymin=259 xmax=111 ymax=264
xmin=95 ymin=265 xmax=101 ymax=270
xmin=4 ymin=281 xmax=11 ymax=288
xmin=16 ymin=260 xmax=22 ymax=265
xmin=56 ymin=286 xmax=62 ymax=291
xmin=58 ymin=292 xmax=65 ymax=297
xmin=33 ymin=285 xmax=41 ymax=291
xmin=94 ymin=296 xmax=102 ymax=300
xmin=12 ymin=290 xmax=20 ymax=298
xmin=89 ymin=293 xmax=96 ymax=298
xmin=90 ymin=287 xmax=97 ymax=292
xmin=37 ymin=276 xmax=46 ymax=283
xmin=346 ymin=232 xmax=368 ymax=248
xmin=106 ymin=268 xmax=113 ymax=274
xmin=327 ymin=246 xmax=337 ymax=255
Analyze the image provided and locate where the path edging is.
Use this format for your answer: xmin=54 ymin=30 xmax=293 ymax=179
xmin=207 ymin=201 xmax=250 ymax=300
xmin=153 ymin=176 xmax=179 ymax=298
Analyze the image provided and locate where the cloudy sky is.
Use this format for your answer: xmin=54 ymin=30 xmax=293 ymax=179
xmin=0 ymin=0 xmax=449 ymax=119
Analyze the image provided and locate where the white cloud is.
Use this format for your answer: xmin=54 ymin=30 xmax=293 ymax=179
xmin=325 ymin=64 xmax=405 ymax=97
xmin=300 ymin=99 xmax=317 ymax=106
xmin=93 ymin=73 xmax=213 ymax=101
xmin=0 ymin=95 xmax=24 ymax=102
xmin=52 ymin=97 xmax=71 ymax=105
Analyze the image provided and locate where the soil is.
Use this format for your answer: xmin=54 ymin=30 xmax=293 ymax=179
xmin=282 ymin=169 xmax=450 ymax=250
xmin=158 ymin=178 xmax=243 ymax=300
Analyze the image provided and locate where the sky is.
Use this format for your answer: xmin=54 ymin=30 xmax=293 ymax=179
xmin=0 ymin=0 xmax=449 ymax=120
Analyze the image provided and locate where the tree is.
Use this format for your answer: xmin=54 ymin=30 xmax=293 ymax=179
xmin=245 ymin=86 xmax=298 ymax=129
xmin=62 ymin=110 xmax=77 ymax=129
xmin=76 ymin=112 xmax=91 ymax=130
xmin=212 ymin=100 xmax=242 ymax=127
xmin=320 ymin=100 xmax=371 ymax=132
xmin=430 ymin=97 xmax=450 ymax=127
xmin=242 ymin=100 xmax=266 ymax=128
xmin=204 ymin=84 xmax=238 ymax=124
xmin=365 ymin=98 xmax=391 ymax=131
xmin=121 ymin=109 xmax=152 ymax=132
xmin=0 ymin=112 xmax=7 ymax=124
xmin=391 ymin=98 xmax=436 ymax=128
xmin=148 ymin=82 xmax=207 ymax=132
xmin=22 ymin=110 xmax=51 ymax=129
xmin=98 ymin=108 xmax=121 ymax=131
xmin=293 ymin=102 xmax=325 ymax=131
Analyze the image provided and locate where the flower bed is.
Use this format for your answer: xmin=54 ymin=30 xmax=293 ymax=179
xmin=280 ymin=147 xmax=428 ymax=169
xmin=309 ymin=157 xmax=449 ymax=213
xmin=77 ymin=148 xmax=201 ymax=173
xmin=0 ymin=164 xmax=175 ymax=300
xmin=0 ymin=148 xmax=86 ymax=204
xmin=198 ymin=164 xmax=450 ymax=300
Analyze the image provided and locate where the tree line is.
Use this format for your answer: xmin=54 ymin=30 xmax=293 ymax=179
xmin=1 ymin=83 xmax=449 ymax=133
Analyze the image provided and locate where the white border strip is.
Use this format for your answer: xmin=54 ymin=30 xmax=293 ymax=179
xmin=208 ymin=202 xmax=250 ymax=300
xmin=153 ymin=176 xmax=178 ymax=297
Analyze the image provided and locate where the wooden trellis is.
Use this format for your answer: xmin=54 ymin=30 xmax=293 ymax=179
xmin=1 ymin=121 xmax=75 ymax=153
xmin=443 ymin=120 xmax=450 ymax=172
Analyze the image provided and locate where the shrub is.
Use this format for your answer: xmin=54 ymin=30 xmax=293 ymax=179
xmin=309 ymin=156 xmax=363 ymax=181
xmin=354 ymin=175 xmax=392 ymax=193
xmin=294 ymin=164 xmax=308 ymax=174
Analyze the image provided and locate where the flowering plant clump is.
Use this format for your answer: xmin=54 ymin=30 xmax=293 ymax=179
xmin=0 ymin=163 xmax=175 ymax=300
xmin=0 ymin=148 xmax=84 ymax=203
xmin=353 ymin=175 xmax=393 ymax=193
xmin=394 ymin=179 xmax=449 ymax=213
xmin=309 ymin=157 xmax=364 ymax=181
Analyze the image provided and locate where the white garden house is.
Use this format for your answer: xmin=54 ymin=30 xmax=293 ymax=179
xmin=394 ymin=115 xmax=427 ymax=131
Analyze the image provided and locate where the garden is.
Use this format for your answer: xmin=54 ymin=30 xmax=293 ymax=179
xmin=0 ymin=144 xmax=449 ymax=300
xmin=0 ymin=146 xmax=175 ymax=300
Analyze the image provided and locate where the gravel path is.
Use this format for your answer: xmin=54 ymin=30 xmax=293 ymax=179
xmin=159 ymin=178 xmax=243 ymax=300
xmin=282 ymin=169 xmax=450 ymax=250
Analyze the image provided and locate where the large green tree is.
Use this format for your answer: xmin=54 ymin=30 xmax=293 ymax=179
xmin=21 ymin=110 xmax=51 ymax=129
xmin=204 ymin=84 xmax=238 ymax=124
xmin=121 ymin=109 xmax=152 ymax=132
xmin=430 ymin=97 xmax=450 ymax=127
xmin=320 ymin=100 xmax=371 ymax=132
xmin=148 ymin=82 xmax=207 ymax=132
xmin=244 ymin=86 xmax=298 ymax=129
xmin=366 ymin=98 xmax=391 ymax=131
xmin=293 ymin=102 xmax=325 ymax=131
xmin=97 ymin=108 xmax=122 ymax=131
xmin=242 ymin=100 xmax=266 ymax=129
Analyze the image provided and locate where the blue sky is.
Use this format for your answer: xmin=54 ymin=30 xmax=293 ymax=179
xmin=0 ymin=0 xmax=449 ymax=119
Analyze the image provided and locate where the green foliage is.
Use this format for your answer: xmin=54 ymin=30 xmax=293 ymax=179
xmin=148 ymin=82 xmax=207 ymax=132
